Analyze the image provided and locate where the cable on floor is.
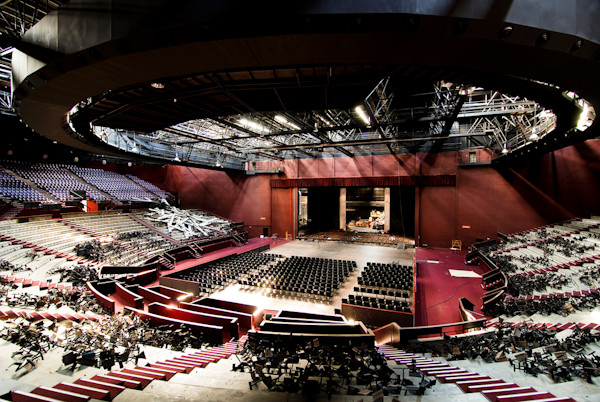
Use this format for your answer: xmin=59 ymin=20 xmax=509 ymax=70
xmin=423 ymin=279 xmax=471 ymax=326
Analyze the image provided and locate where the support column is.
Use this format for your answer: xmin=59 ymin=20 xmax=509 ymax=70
xmin=339 ymin=188 xmax=346 ymax=230
xmin=384 ymin=187 xmax=391 ymax=232
xmin=414 ymin=186 xmax=420 ymax=247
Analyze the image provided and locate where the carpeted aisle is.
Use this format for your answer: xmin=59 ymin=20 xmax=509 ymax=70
xmin=414 ymin=248 xmax=487 ymax=326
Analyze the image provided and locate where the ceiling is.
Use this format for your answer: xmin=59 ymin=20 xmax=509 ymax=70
xmin=8 ymin=1 xmax=600 ymax=170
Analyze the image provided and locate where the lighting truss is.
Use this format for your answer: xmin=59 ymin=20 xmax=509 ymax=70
xmin=88 ymin=74 xmax=587 ymax=169
xmin=0 ymin=1 xmax=65 ymax=39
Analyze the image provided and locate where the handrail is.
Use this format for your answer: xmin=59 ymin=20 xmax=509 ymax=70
xmin=86 ymin=281 xmax=115 ymax=314
xmin=397 ymin=318 xmax=487 ymax=347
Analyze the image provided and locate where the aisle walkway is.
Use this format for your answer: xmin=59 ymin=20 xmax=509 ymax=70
xmin=414 ymin=248 xmax=488 ymax=326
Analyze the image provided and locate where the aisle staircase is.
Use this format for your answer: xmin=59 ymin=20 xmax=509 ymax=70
xmin=8 ymin=337 xmax=247 ymax=402
xmin=377 ymin=344 xmax=576 ymax=402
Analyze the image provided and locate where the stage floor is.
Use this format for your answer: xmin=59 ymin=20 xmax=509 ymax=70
xmin=297 ymin=230 xmax=414 ymax=246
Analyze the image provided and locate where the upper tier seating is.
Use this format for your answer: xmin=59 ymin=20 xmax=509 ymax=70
xmin=4 ymin=161 xmax=109 ymax=201
xmin=125 ymin=174 xmax=172 ymax=199
xmin=69 ymin=166 xmax=158 ymax=201
xmin=0 ymin=166 xmax=52 ymax=203
xmin=0 ymin=161 xmax=172 ymax=204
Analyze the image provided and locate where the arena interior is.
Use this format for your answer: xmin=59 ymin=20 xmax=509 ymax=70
xmin=1 ymin=1 xmax=600 ymax=401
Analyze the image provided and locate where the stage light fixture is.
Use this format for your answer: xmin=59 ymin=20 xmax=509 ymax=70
xmin=274 ymin=115 xmax=287 ymax=124
xmin=577 ymin=102 xmax=590 ymax=131
xmin=501 ymin=144 xmax=509 ymax=154
xmin=173 ymin=153 xmax=181 ymax=162
xmin=498 ymin=25 xmax=513 ymax=40
xmin=355 ymin=105 xmax=370 ymax=125
xmin=151 ymin=82 xmax=165 ymax=89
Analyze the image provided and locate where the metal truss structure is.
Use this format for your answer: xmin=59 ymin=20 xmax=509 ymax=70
xmin=88 ymin=77 xmax=592 ymax=170
xmin=0 ymin=0 xmax=64 ymax=39
xmin=144 ymin=202 xmax=232 ymax=239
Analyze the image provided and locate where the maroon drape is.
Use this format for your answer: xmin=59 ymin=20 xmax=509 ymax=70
xmin=270 ymin=175 xmax=455 ymax=188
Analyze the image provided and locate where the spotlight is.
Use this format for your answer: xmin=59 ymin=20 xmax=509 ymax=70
xmin=501 ymin=144 xmax=509 ymax=154
xmin=452 ymin=19 xmax=468 ymax=36
xmin=73 ymin=157 xmax=79 ymax=162
xmin=102 ymin=160 xmax=107 ymax=165
xmin=536 ymin=31 xmax=551 ymax=46
xmin=274 ymin=115 xmax=287 ymax=124
xmin=355 ymin=105 xmax=370 ymax=125
xmin=498 ymin=25 xmax=513 ymax=40
xmin=173 ymin=153 xmax=181 ymax=162
xmin=127 ymin=162 xmax=132 ymax=167
xmin=570 ymin=40 xmax=583 ymax=53
xmin=151 ymin=83 xmax=165 ymax=89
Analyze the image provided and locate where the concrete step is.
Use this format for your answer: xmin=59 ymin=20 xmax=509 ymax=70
xmin=74 ymin=378 xmax=125 ymax=400
xmin=52 ymin=383 xmax=110 ymax=401
xmin=31 ymin=386 xmax=90 ymax=402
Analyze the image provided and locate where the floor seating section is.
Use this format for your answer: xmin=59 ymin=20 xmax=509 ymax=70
xmin=342 ymin=262 xmax=414 ymax=312
xmin=174 ymin=252 xmax=281 ymax=296
xmin=240 ymin=255 xmax=356 ymax=298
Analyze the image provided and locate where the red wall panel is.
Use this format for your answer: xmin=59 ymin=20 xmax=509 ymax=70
xmin=298 ymin=158 xmax=320 ymax=178
xmin=272 ymin=188 xmax=295 ymax=239
xmin=418 ymin=152 xmax=457 ymax=176
xmin=160 ymin=139 xmax=600 ymax=248
xmin=418 ymin=186 xmax=455 ymax=248
xmin=331 ymin=157 xmax=355 ymax=177
xmin=165 ymin=166 xmax=275 ymax=238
